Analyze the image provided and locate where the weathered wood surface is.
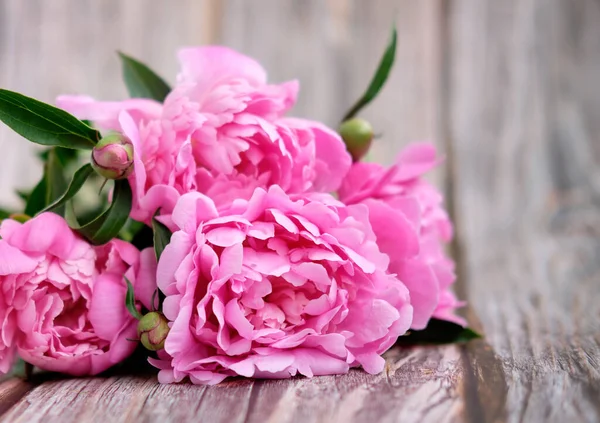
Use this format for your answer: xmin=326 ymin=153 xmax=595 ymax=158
xmin=447 ymin=0 xmax=600 ymax=421
xmin=0 ymin=0 xmax=599 ymax=422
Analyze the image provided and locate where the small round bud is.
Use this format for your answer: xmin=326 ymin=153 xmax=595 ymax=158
xmin=137 ymin=312 xmax=169 ymax=351
xmin=339 ymin=118 xmax=374 ymax=162
xmin=91 ymin=133 xmax=134 ymax=180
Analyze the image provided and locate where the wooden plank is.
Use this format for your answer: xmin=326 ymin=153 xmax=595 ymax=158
xmin=446 ymin=0 xmax=600 ymax=421
xmin=0 ymin=379 xmax=33 ymax=416
xmin=1 ymin=347 xmax=468 ymax=423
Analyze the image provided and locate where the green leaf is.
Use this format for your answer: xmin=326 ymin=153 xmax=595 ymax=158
xmin=0 ymin=208 xmax=11 ymax=219
xmin=40 ymin=164 xmax=94 ymax=214
xmin=394 ymin=318 xmax=482 ymax=346
xmin=125 ymin=277 xmax=143 ymax=320
xmin=0 ymin=89 xmax=100 ymax=149
xmin=45 ymin=149 xmax=68 ymax=216
xmin=73 ymin=180 xmax=132 ymax=245
xmin=342 ymin=27 xmax=397 ymax=121
xmin=118 ymin=52 xmax=171 ymax=102
xmin=25 ymin=149 xmax=68 ymax=216
xmin=24 ymin=177 xmax=47 ymax=216
xmin=152 ymin=216 xmax=172 ymax=261
xmin=119 ymin=218 xmax=146 ymax=243
xmin=38 ymin=146 xmax=81 ymax=167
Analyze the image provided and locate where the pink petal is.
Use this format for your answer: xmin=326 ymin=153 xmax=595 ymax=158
xmin=224 ymin=300 xmax=254 ymax=339
xmin=206 ymin=227 xmax=246 ymax=247
xmin=88 ymin=274 xmax=130 ymax=340
xmin=0 ymin=242 xmax=38 ymax=275
xmin=178 ymin=46 xmax=268 ymax=88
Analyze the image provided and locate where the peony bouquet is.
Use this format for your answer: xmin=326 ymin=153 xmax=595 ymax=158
xmin=0 ymin=29 xmax=478 ymax=384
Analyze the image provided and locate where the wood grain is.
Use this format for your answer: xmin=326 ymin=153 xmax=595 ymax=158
xmin=0 ymin=347 xmax=469 ymax=423
xmin=0 ymin=379 xmax=33 ymax=416
xmin=446 ymin=0 xmax=600 ymax=421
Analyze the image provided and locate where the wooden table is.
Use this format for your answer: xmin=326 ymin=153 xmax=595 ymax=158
xmin=1 ymin=1 xmax=599 ymax=422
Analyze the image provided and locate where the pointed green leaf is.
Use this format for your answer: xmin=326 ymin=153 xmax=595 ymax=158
xmin=0 ymin=89 xmax=100 ymax=149
xmin=125 ymin=277 xmax=143 ymax=320
xmin=73 ymin=180 xmax=132 ymax=245
xmin=40 ymin=163 xmax=94 ymax=214
xmin=118 ymin=52 xmax=171 ymax=102
xmin=394 ymin=318 xmax=482 ymax=346
xmin=342 ymin=27 xmax=397 ymax=121
xmin=152 ymin=216 xmax=172 ymax=261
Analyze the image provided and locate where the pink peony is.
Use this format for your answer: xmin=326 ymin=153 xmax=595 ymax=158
xmin=151 ymin=186 xmax=412 ymax=385
xmin=57 ymin=47 xmax=351 ymax=224
xmin=338 ymin=143 xmax=465 ymax=329
xmin=160 ymin=46 xmax=350 ymax=210
xmin=0 ymin=213 xmax=156 ymax=375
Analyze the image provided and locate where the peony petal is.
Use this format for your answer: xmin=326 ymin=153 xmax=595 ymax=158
xmin=88 ymin=274 xmax=130 ymax=340
xmin=243 ymin=249 xmax=290 ymax=276
xmin=0 ymin=242 xmax=38 ymax=275
xmin=392 ymin=259 xmax=439 ymax=330
xmin=224 ymin=300 xmax=254 ymax=339
xmin=135 ymin=247 xmax=158 ymax=310
xmin=178 ymin=46 xmax=268 ymax=88
xmin=206 ymin=227 xmax=246 ymax=247
xmin=57 ymin=95 xmax=161 ymax=131
xmin=355 ymin=352 xmax=386 ymax=374
xmin=395 ymin=142 xmax=440 ymax=181
xmin=363 ymin=199 xmax=420 ymax=259
xmin=293 ymin=262 xmax=331 ymax=287
xmin=171 ymin=192 xmax=219 ymax=233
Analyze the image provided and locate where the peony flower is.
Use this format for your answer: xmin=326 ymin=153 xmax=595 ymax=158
xmin=58 ymin=46 xmax=351 ymax=225
xmin=151 ymin=186 xmax=412 ymax=385
xmin=338 ymin=143 xmax=465 ymax=329
xmin=160 ymin=47 xmax=351 ymax=210
xmin=0 ymin=213 xmax=156 ymax=375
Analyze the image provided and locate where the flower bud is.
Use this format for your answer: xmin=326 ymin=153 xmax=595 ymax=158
xmin=137 ymin=312 xmax=169 ymax=351
xmin=91 ymin=133 xmax=134 ymax=180
xmin=339 ymin=118 xmax=374 ymax=162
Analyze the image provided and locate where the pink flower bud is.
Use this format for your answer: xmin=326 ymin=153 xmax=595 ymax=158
xmin=137 ymin=312 xmax=169 ymax=351
xmin=339 ymin=118 xmax=374 ymax=162
xmin=91 ymin=133 xmax=134 ymax=180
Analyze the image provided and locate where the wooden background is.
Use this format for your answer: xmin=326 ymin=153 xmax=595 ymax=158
xmin=1 ymin=0 xmax=599 ymax=422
